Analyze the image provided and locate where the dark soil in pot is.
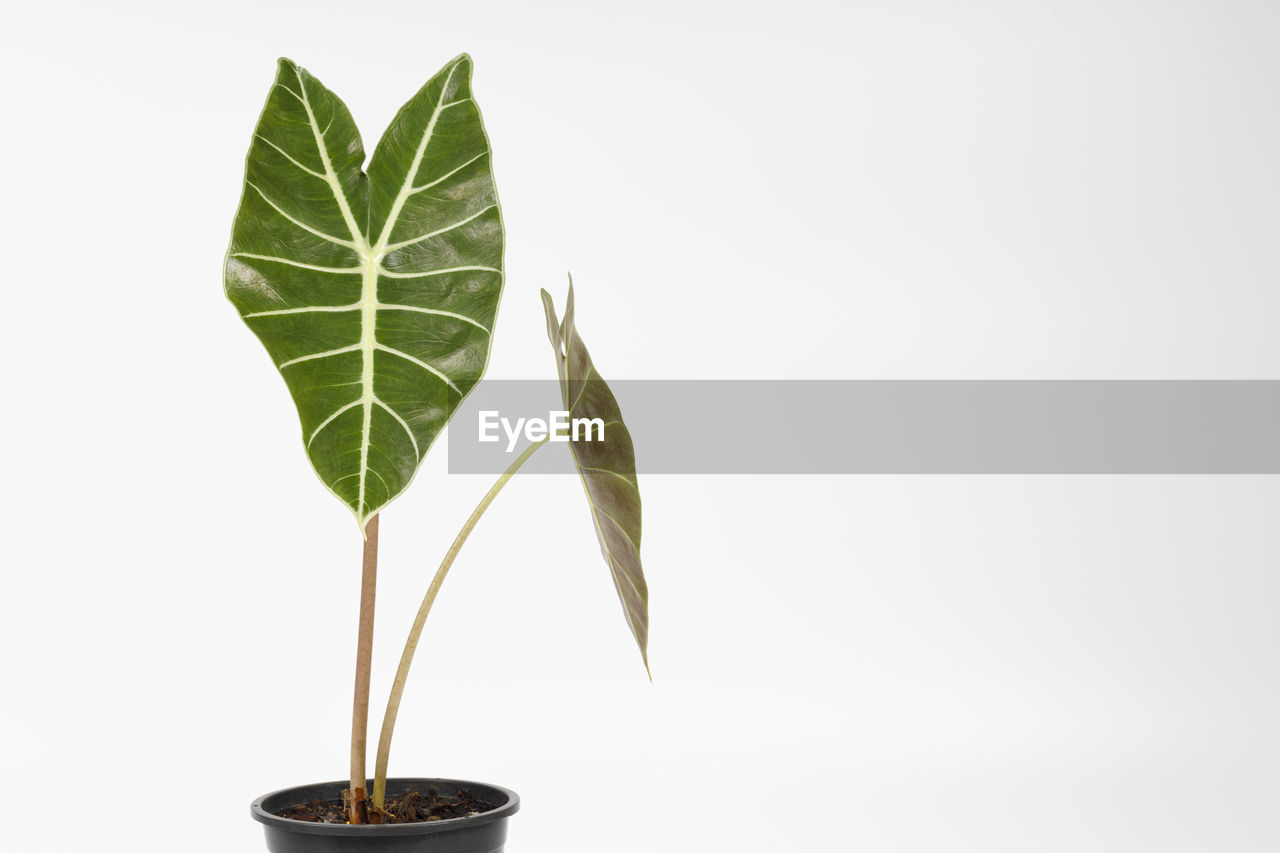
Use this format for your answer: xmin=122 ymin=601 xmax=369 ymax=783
xmin=281 ymin=785 xmax=498 ymax=824
xmin=252 ymin=778 xmax=519 ymax=853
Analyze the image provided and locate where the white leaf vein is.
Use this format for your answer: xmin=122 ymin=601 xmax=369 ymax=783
xmin=247 ymin=182 xmax=359 ymax=249
xmin=383 ymin=204 xmax=498 ymax=252
xmin=371 ymin=61 xmax=462 ymax=253
xmin=373 ymin=397 xmax=421 ymax=459
xmin=244 ymin=303 xmax=361 ymax=319
xmin=374 ymin=344 xmax=462 ymax=394
xmin=232 ymin=253 xmax=362 ymax=274
xmin=254 ymin=135 xmax=325 ymax=179
xmin=308 ymin=399 xmax=362 ymax=446
xmin=279 ymin=343 xmax=362 ymax=369
xmin=375 ymin=304 xmax=489 ymax=333
xmin=409 ymin=151 xmax=489 ymax=195
xmin=275 ymin=83 xmax=304 ymax=103
xmin=377 ymin=264 xmax=500 ymax=279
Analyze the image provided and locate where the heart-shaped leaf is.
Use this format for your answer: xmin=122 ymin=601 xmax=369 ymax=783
xmin=224 ymin=55 xmax=503 ymax=529
xmin=542 ymin=283 xmax=650 ymax=673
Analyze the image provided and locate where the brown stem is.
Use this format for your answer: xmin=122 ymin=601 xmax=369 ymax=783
xmin=347 ymin=513 xmax=379 ymax=823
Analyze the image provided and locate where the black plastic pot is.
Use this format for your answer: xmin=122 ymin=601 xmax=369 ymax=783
xmin=251 ymin=778 xmax=520 ymax=853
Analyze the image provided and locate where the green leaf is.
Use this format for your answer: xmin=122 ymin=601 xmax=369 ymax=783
xmin=224 ymin=55 xmax=504 ymax=530
xmin=541 ymin=282 xmax=650 ymax=673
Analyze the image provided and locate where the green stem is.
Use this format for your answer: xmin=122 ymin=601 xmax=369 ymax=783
xmin=372 ymin=436 xmax=550 ymax=806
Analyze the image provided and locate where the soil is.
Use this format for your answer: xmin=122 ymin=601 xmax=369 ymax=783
xmin=277 ymin=786 xmax=497 ymax=825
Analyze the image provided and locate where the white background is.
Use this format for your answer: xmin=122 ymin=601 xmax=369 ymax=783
xmin=2 ymin=1 xmax=1279 ymax=850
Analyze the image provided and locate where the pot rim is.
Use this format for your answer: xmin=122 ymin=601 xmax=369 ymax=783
xmin=251 ymin=777 xmax=520 ymax=837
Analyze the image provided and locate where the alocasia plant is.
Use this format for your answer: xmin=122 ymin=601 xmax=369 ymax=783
xmin=225 ymin=54 xmax=648 ymax=824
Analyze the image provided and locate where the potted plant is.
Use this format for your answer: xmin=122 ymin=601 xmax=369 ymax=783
xmin=224 ymin=53 xmax=649 ymax=852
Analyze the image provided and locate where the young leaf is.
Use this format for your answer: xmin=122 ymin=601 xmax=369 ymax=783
xmin=224 ymin=55 xmax=504 ymax=530
xmin=541 ymin=283 xmax=650 ymax=673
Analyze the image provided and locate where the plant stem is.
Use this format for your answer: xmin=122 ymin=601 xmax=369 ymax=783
xmin=372 ymin=437 xmax=550 ymax=807
xmin=348 ymin=513 xmax=380 ymax=823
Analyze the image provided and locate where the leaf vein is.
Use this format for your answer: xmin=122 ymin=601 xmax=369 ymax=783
xmin=579 ymin=465 xmax=640 ymax=491
xmin=246 ymin=182 xmax=359 ymax=249
xmin=279 ymin=343 xmax=362 ymax=369
xmin=275 ymin=83 xmax=304 ymax=103
xmin=567 ymin=364 xmax=595 ymax=413
xmin=373 ymin=344 xmax=462 ymax=394
xmin=383 ymin=205 xmax=498 ymax=252
xmin=409 ymin=151 xmax=490 ymax=195
xmin=377 ymin=264 xmax=500 ymax=279
xmin=309 ymin=399 xmax=362 ymax=446
xmin=372 ymin=60 xmax=461 ymax=252
xmin=254 ymin=135 xmax=325 ymax=179
xmin=375 ymin=304 xmax=490 ymax=333
xmin=373 ymin=397 xmax=421 ymax=459
xmin=244 ymin=303 xmax=361 ymax=318
xmin=231 ymin=253 xmax=363 ymax=274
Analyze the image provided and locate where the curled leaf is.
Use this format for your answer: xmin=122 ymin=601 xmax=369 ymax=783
xmin=541 ymin=281 xmax=650 ymax=673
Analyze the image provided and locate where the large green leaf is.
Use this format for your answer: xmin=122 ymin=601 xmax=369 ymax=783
xmin=224 ymin=55 xmax=503 ymax=530
xmin=541 ymin=283 xmax=650 ymax=672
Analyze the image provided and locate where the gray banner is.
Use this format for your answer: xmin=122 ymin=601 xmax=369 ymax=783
xmin=446 ymin=380 xmax=1280 ymax=474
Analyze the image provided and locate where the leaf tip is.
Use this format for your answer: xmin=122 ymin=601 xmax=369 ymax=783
xmin=563 ymin=280 xmax=577 ymax=332
xmin=540 ymin=290 xmax=561 ymax=350
xmin=449 ymin=52 xmax=475 ymax=76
